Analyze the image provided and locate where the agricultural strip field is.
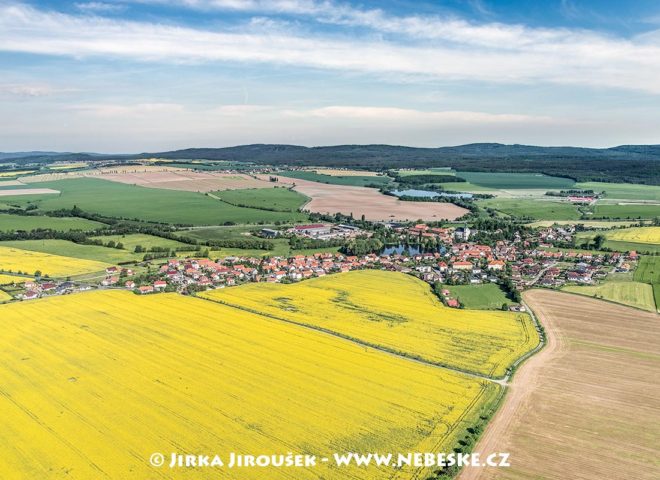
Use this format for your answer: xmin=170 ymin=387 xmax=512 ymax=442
xmin=0 ymin=245 xmax=110 ymax=277
xmin=212 ymin=187 xmax=308 ymax=212
xmin=562 ymin=281 xmax=656 ymax=312
xmin=0 ymin=213 xmax=104 ymax=231
xmin=0 ymin=239 xmax=144 ymax=264
xmin=0 ymin=290 xmax=500 ymax=480
xmin=200 ymin=270 xmax=539 ymax=378
xmin=442 ymin=284 xmax=512 ymax=310
xmin=278 ymin=170 xmax=392 ymax=187
xmin=456 ymin=172 xmax=575 ymax=189
xmin=460 ymin=290 xmax=660 ymax=480
xmin=477 ymin=198 xmax=580 ymax=220
xmin=0 ymin=178 xmax=307 ymax=225
xmin=281 ymin=178 xmax=469 ymax=221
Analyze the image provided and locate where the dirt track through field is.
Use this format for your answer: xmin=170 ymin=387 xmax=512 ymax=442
xmin=459 ymin=289 xmax=660 ymax=480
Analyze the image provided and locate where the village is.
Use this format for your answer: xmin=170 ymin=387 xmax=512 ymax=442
xmin=11 ymin=222 xmax=639 ymax=310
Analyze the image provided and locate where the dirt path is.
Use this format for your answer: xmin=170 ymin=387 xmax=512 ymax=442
xmin=458 ymin=291 xmax=562 ymax=480
xmin=459 ymin=289 xmax=660 ymax=480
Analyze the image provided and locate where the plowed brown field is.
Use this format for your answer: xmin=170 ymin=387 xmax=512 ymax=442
xmin=272 ymin=176 xmax=468 ymax=221
xmin=459 ymin=290 xmax=660 ymax=480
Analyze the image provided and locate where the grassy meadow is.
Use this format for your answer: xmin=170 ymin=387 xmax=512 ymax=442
xmin=443 ymin=283 xmax=512 ymax=310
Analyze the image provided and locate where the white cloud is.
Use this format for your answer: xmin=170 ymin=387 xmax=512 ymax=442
xmin=75 ymin=2 xmax=126 ymax=13
xmin=0 ymin=83 xmax=76 ymax=97
xmin=0 ymin=2 xmax=660 ymax=94
xmin=71 ymin=102 xmax=185 ymax=116
xmin=303 ymin=106 xmax=553 ymax=124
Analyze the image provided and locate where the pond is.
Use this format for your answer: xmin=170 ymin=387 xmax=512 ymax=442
xmin=380 ymin=244 xmax=447 ymax=256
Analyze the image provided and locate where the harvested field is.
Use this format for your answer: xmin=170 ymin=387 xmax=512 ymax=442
xmin=277 ymin=177 xmax=468 ymax=221
xmin=460 ymin=290 xmax=660 ymax=480
xmin=21 ymin=166 xmax=275 ymax=193
xmin=0 ymin=188 xmax=59 ymax=196
xmin=95 ymin=169 xmax=273 ymax=192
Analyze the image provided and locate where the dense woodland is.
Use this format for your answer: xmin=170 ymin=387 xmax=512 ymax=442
xmin=2 ymin=143 xmax=659 ymax=184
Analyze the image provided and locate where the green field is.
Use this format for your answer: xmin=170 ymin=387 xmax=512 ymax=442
xmin=562 ymin=281 xmax=656 ymax=312
xmin=592 ymin=203 xmax=660 ymax=219
xmin=457 ymin=172 xmax=575 ymax=189
xmin=634 ymin=256 xmax=660 ymax=284
xmin=0 ymin=178 xmax=308 ymax=226
xmin=0 ymin=213 xmax=104 ymax=231
xmin=438 ymin=181 xmax=496 ymax=192
xmin=443 ymin=283 xmax=511 ymax=310
xmin=575 ymin=182 xmax=660 ymax=201
xmin=0 ymin=239 xmax=140 ymax=264
xmin=90 ymin=233 xmax=196 ymax=252
xmin=478 ymin=198 xmax=581 ymax=220
xmin=213 ymin=187 xmax=308 ymax=212
xmin=278 ymin=171 xmax=391 ymax=187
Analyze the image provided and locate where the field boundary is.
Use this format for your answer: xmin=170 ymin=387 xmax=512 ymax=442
xmin=197 ymin=294 xmax=513 ymax=384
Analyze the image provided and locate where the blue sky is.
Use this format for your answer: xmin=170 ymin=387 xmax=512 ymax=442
xmin=1 ymin=0 xmax=660 ymax=152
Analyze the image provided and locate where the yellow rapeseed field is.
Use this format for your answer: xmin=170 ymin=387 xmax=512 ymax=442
xmin=0 ymin=245 xmax=110 ymax=277
xmin=0 ymin=289 xmax=11 ymax=302
xmin=0 ymin=290 xmax=497 ymax=479
xmin=201 ymin=270 xmax=538 ymax=378
xmin=48 ymin=162 xmax=89 ymax=170
xmin=0 ymin=273 xmax=30 ymax=285
xmin=0 ymin=170 xmax=36 ymax=177
xmin=606 ymin=226 xmax=660 ymax=244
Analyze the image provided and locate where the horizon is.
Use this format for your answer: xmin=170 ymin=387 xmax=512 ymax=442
xmin=3 ymin=141 xmax=660 ymax=157
xmin=2 ymin=0 xmax=660 ymax=151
